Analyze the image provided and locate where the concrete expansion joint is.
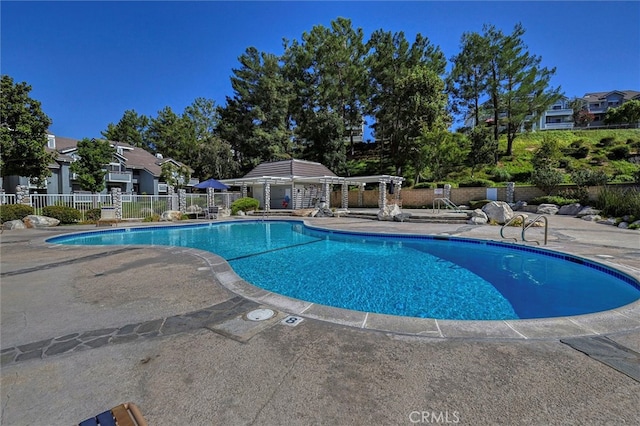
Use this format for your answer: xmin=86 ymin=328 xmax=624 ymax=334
xmin=0 ymin=297 xmax=261 ymax=366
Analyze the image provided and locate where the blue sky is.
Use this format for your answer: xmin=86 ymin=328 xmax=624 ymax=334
xmin=2 ymin=1 xmax=639 ymax=140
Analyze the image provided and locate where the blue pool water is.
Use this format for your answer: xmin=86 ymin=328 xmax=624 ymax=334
xmin=48 ymin=220 xmax=640 ymax=320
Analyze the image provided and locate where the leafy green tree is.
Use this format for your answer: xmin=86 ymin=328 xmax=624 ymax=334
xmin=284 ymin=18 xmax=369 ymax=159
xmin=414 ymin=129 xmax=468 ymax=181
xmin=0 ymin=75 xmax=55 ymax=183
xmin=447 ymin=32 xmax=490 ymax=127
xmin=482 ymin=24 xmax=561 ymax=155
xmin=466 ymin=126 xmax=497 ymax=176
xmin=70 ymin=138 xmax=115 ymax=193
xmin=101 ymin=110 xmax=149 ymax=149
xmin=218 ymin=47 xmax=293 ymax=172
xmin=532 ymin=137 xmax=561 ymax=169
xmin=147 ymin=106 xmax=194 ymax=161
xmin=183 ymin=98 xmax=238 ymax=179
xmin=367 ymin=30 xmax=448 ymax=175
xmin=160 ymin=162 xmax=191 ymax=189
xmin=298 ymin=109 xmax=346 ymax=174
xmin=605 ymin=100 xmax=640 ymax=125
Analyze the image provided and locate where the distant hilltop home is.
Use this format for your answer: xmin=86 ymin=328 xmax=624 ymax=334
xmin=1 ymin=134 xmax=197 ymax=195
xmin=464 ymin=89 xmax=640 ymax=130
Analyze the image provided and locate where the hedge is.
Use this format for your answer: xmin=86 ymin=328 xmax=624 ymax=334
xmin=0 ymin=204 xmax=34 ymax=223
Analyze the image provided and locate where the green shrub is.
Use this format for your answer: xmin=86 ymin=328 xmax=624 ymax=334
xmin=562 ymin=140 xmax=590 ymax=159
xmin=490 ymin=167 xmax=512 ymax=182
xmin=0 ymin=204 xmax=34 ymax=223
xmin=607 ymin=145 xmax=630 ymax=160
xmin=598 ymin=137 xmax=616 ymax=147
xmin=597 ymin=186 xmax=640 ymax=218
xmin=611 ymin=175 xmax=635 ymax=183
xmin=85 ymin=208 xmax=102 ymax=222
xmin=42 ymin=206 xmax=82 ymax=224
xmin=469 ymin=199 xmax=492 ymax=209
xmin=558 ymin=187 xmax=590 ymax=205
xmin=458 ymin=179 xmax=495 ymax=188
xmin=589 ymin=155 xmax=607 ymax=166
xmin=571 ymin=169 xmax=608 ymax=187
xmin=529 ymin=195 xmax=579 ymax=206
xmin=413 ymin=182 xmax=432 ymax=189
xmin=531 ymin=167 xmax=565 ymax=195
xmin=231 ymin=197 xmax=260 ymax=215
xmin=143 ymin=214 xmax=160 ymax=222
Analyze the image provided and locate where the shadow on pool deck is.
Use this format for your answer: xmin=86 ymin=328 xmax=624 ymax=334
xmin=1 ymin=214 xmax=639 ymax=424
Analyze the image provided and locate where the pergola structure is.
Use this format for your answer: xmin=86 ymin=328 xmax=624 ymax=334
xmin=219 ymin=159 xmax=403 ymax=212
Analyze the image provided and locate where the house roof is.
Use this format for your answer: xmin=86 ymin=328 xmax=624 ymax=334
xmin=242 ymin=159 xmax=338 ymax=179
xmin=48 ymin=135 xmax=187 ymax=178
xmin=583 ymin=90 xmax=640 ymax=101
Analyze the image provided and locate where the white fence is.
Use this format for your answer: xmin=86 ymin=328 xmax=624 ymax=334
xmin=4 ymin=193 xmax=241 ymax=221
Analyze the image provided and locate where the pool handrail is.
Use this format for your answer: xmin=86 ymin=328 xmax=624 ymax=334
xmin=500 ymin=214 xmax=548 ymax=245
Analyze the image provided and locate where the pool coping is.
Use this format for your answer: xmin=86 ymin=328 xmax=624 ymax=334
xmin=41 ymin=219 xmax=640 ymax=340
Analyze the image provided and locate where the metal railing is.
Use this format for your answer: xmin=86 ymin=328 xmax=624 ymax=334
xmin=432 ymin=197 xmax=461 ymax=213
xmin=500 ymin=214 xmax=549 ymax=245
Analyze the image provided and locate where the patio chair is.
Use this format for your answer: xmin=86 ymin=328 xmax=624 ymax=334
xmin=205 ymin=206 xmax=220 ymax=219
xmin=79 ymin=402 xmax=147 ymax=426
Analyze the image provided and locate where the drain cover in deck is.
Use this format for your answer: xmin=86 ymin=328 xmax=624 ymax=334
xmin=246 ymin=308 xmax=276 ymax=321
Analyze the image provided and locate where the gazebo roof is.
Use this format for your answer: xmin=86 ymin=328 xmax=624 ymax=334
xmin=243 ymin=159 xmax=337 ymax=179
xmin=220 ymin=159 xmax=403 ymax=186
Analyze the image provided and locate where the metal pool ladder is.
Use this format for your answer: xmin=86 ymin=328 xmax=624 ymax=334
xmin=432 ymin=197 xmax=461 ymax=213
xmin=500 ymin=214 xmax=549 ymax=245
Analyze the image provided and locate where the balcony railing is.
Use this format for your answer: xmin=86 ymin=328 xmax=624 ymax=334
xmin=542 ymin=122 xmax=574 ymax=130
xmin=545 ymin=108 xmax=573 ymax=116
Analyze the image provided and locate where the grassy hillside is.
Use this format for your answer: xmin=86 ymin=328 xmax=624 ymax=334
xmin=494 ymin=129 xmax=640 ymax=185
xmin=347 ymin=129 xmax=640 ymax=187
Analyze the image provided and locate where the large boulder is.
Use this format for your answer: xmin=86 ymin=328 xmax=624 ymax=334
xmin=313 ymin=207 xmax=334 ymax=217
xmin=581 ymin=214 xmax=602 ymax=222
xmin=512 ymin=200 xmax=527 ymax=211
xmin=160 ymin=210 xmax=183 ymax=221
xmin=393 ymin=212 xmax=412 ymax=222
xmin=536 ymin=204 xmax=559 ymax=215
xmin=558 ymin=203 xmax=583 ymax=216
xmin=377 ymin=204 xmax=402 ymax=221
xmin=22 ymin=215 xmax=60 ymax=228
xmin=2 ymin=220 xmax=27 ymax=230
xmin=577 ymin=207 xmax=601 ymax=218
xmin=467 ymin=209 xmax=488 ymax=225
xmin=481 ymin=201 xmax=514 ymax=224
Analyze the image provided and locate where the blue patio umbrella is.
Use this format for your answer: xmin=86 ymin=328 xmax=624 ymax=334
xmin=194 ymin=178 xmax=230 ymax=190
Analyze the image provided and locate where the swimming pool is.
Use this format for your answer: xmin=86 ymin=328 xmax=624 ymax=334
xmin=47 ymin=220 xmax=640 ymax=320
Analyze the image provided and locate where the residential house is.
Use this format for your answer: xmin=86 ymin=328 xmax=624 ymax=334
xmin=582 ymin=90 xmax=640 ymax=127
xmin=463 ymin=90 xmax=639 ymax=131
xmin=1 ymin=134 xmax=196 ymax=195
xmin=534 ymin=97 xmax=574 ymax=130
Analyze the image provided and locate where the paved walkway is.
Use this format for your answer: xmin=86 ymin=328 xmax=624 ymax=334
xmin=1 ymin=214 xmax=639 ymax=425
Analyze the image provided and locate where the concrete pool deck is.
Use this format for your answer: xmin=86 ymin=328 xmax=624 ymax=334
xmin=1 ymin=213 xmax=639 ymax=424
